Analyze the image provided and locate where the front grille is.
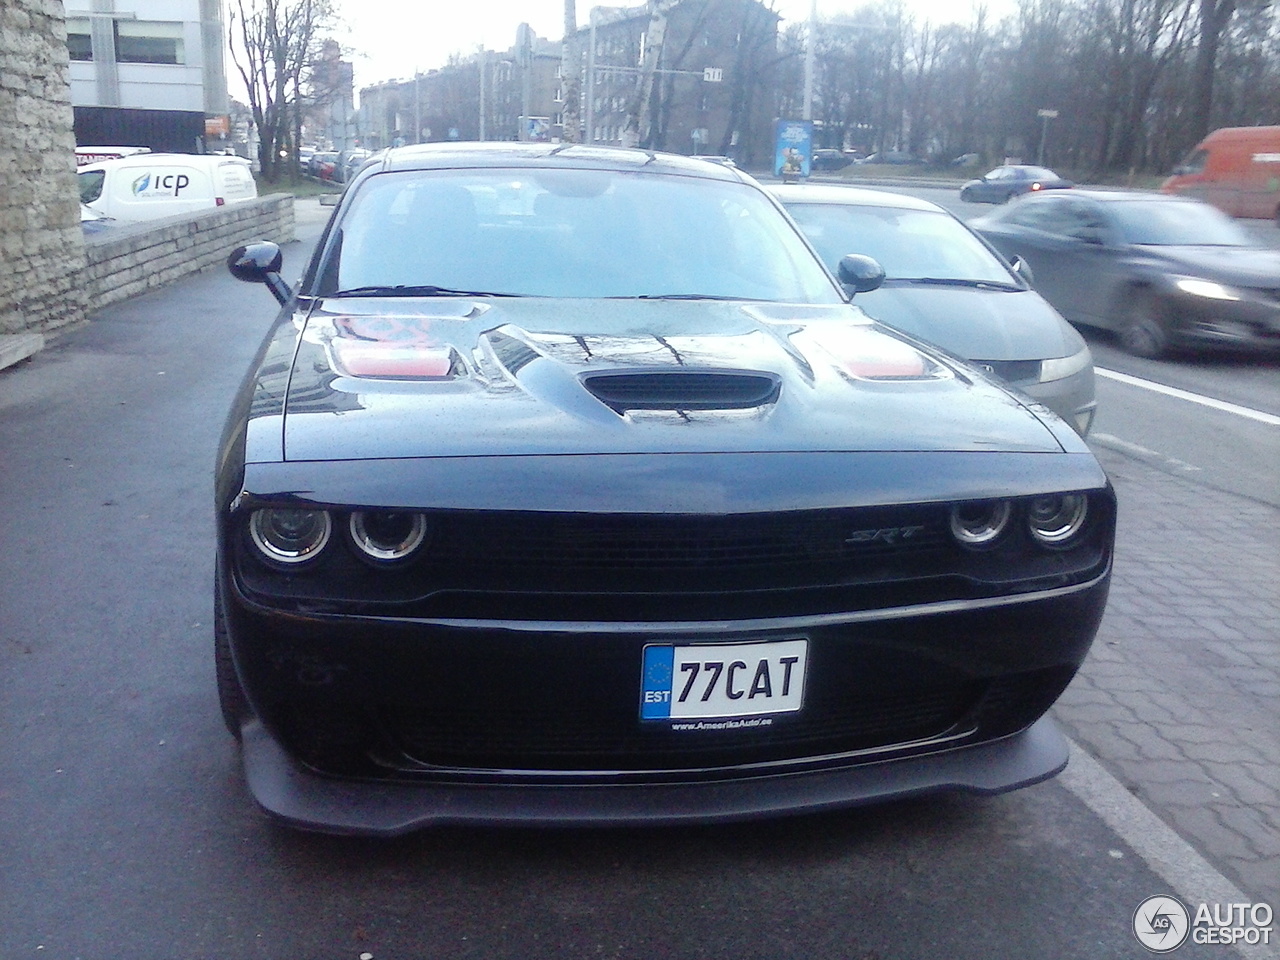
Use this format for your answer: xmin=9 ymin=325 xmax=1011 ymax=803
xmin=385 ymin=682 xmax=976 ymax=772
xmin=974 ymin=359 xmax=1042 ymax=384
xmin=275 ymin=656 xmax=1082 ymax=779
xmin=236 ymin=498 xmax=1112 ymax=621
xmin=442 ymin=507 xmax=947 ymax=571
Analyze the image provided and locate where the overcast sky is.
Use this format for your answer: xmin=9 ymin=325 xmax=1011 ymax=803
xmin=337 ymin=0 xmax=1009 ymax=89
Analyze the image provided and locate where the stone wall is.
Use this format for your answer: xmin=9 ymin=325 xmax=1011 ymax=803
xmin=0 ymin=0 xmax=88 ymax=337
xmin=82 ymin=195 xmax=296 ymax=312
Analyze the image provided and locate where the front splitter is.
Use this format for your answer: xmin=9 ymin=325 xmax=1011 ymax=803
xmin=239 ymin=717 xmax=1070 ymax=836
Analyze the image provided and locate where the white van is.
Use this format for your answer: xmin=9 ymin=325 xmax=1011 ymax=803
xmin=78 ymin=153 xmax=257 ymax=222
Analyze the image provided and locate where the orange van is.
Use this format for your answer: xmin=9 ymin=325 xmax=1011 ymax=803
xmin=1161 ymin=126 xmax=1280 ymax=222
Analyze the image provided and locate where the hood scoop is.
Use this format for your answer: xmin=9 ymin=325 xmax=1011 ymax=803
xmin=582 ymin=369 xmax=782 ymax=413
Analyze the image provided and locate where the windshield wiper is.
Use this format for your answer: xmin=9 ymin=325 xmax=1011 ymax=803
xmin=891 ymin=277 xmax=1022 ymax=291
xmin=625 ymin=293 xmax=760 ymax=301
xmin=329 ymin=284 xmax=514 ymax=298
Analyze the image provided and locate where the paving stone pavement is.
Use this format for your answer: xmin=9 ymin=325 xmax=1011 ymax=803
xmin=1052 ymin=443 xmax=1280 ymax=909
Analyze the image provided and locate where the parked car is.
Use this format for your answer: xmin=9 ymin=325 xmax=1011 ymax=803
xmin=329 ymin=148 xmax=372 ymax=184
xmin=960 ymin=165 xmax=1073 ymax=204
xmin=857 ymin=151 xmax=922 ymax=166
xmin=971 ymin=190 xmax=1280 ymax=357
xmin=310 ymin=151 xmax=339 ymax=180
xmin=772 ymin=183 xmax=1096 ymax=435
xmin=78 ymin=153 xmax=257 ymax=222
xmin=219 ymin=143 xmax=1114 ymax=835
xmin=811 ymin=148 xmax=854 ymax=172
xmin=1161 ymin=125 xmax=1280 ymax=222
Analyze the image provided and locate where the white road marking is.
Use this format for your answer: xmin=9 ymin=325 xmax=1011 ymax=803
xmin=1096 ymin=367 xmax=1280 ymax=426
xmin=1059 ymin=739 xmax=1273 ymax=960
xmin=1089 ymin=433 xmax=1203 ymax=472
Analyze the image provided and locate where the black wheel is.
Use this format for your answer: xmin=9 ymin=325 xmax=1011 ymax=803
xmin=1118 ymin=289 xmax=1171 ymax=358
xmin=215 ymin=575 xmax=251 ymax=739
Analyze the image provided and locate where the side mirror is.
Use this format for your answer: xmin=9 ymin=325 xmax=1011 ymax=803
xmin=837 ymin=254 xmax=886 ymax=295
xmin=227 ymin=241 xmax=291 ymax=306
xmin=1010 ymin=255 xmax=1034 ymax=287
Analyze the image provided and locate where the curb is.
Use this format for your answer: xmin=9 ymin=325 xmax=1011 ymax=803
xmin=0 ymin=333 xmax=44 ymax=373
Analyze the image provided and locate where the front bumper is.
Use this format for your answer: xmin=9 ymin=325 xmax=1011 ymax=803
xmin=1168 ymin=291 xmax=1280 ymax=351
xmin=240 ymin=715 xmax=1071 ymax=836
xmin=1015 ymin=368 xmax=1096 ymax=436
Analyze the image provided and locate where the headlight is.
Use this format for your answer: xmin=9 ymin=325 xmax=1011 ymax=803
xmin=1027 ymin=494 xmax=1088 ymax=545
xmin=1174 ymin=278 xmax=1240 ymax=301
xmin=249 ymin=508 xmax=332 ymax=564
xmin=1040 ymin=345 xmax=1093 ymax=383
xmin=349 ymin=511 xmax=428 ymax=562
xmin=950 ymin=500 xmax=1012 ymax=547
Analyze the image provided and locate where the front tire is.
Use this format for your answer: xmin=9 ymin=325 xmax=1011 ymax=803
xmin=215 ymin=574 xmax=251 ymax=740
xmin=1119 ymin=290 xmax=1171 ymax=358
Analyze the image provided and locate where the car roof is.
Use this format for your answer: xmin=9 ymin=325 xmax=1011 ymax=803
xmin=1018 ymin=188 xmax=1196 ymax=205
xmin=76 ymin=152 xmax=250 ymax=172
xmin=768 ymin=183 xmax=947 ymax=213
xmin=367 ymin=142 xmax=749 ymax=183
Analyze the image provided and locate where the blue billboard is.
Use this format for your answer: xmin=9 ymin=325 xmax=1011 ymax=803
xmin=774 ymin=120 xmax=813 ymax=180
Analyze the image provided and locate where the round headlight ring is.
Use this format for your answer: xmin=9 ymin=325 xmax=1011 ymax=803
xmin=1028 ymin=494 xmax=1088 ymax=545
xmin=949 ymin=500 xmax=1012 ymax=548
xmin=249 ymin=508 xmax=332 ymax=564
xmin=349 ymin=510 xmax=428 ymax=562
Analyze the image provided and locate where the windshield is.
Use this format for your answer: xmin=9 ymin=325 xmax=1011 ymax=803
xmin=79 ymin=169 xmax=105 ymax=204
xmin=784 ymin=202 xmax=1018 ymax=285
xmin=316 ymin=168 xmax=842 ymax=303
xmin=1109 ymin=199 xmax=1254 ymax=246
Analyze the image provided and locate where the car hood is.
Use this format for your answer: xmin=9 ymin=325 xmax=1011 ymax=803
xmin=270 ymin=298 xmax=1067 ymax=462
xmin=1138 ymin=244 xmax=1280 ymax=286
xmin=850 ymin=285 xmax=1084 ymax=362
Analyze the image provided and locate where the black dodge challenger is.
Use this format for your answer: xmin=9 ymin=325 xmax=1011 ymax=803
xmin=217 ymin=143 xmax=1114 ymax=835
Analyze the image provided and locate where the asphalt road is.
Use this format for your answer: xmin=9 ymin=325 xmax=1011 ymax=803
xmin=0 ymin=196 xmax=1274 ymax=959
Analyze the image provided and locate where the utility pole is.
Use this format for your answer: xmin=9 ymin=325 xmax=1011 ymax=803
xmin=803 ymin=0 xmax=816 ymax=121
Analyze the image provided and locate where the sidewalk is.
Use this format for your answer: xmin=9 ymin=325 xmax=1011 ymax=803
xmin=1054 ymin=442 xmax=1280 ymax=907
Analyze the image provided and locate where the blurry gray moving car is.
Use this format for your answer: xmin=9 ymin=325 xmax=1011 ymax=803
xmin=971 ymin=190 xmax=1280 ymax=357
xmin=772 ymin=183 xmax=1096 ymax=435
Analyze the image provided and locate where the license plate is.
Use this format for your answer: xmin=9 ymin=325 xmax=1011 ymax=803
xmin=639 ymin=640 xmax=808 ymax=722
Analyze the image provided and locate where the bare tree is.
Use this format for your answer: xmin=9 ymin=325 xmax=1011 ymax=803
xmin=624 ymin=0 xmax=682 ymax=147
xmin=562 ymin=0 xmax=582 ymax=142
xmin=228 ymin=0 xmax=336 ymax=182
xmin=1188 ymin=0 xmax=1240 ymax=140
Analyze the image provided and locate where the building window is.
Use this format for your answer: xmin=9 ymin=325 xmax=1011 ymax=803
xmin=66 ymin=18 xmax=93 ymax=61
xmin=114 ymin=20 xmax=185 ymax=64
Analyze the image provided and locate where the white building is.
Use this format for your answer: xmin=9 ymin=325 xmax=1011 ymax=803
xmin=64 ymin=0 xmax=228 ymax=152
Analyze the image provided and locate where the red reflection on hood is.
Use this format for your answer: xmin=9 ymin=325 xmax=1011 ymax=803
xmin=330 ymin=315 xmax=457 ymax=379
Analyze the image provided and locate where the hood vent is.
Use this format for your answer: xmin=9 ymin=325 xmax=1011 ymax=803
xmin=582 ymin=369 xmax=781 ymax=413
